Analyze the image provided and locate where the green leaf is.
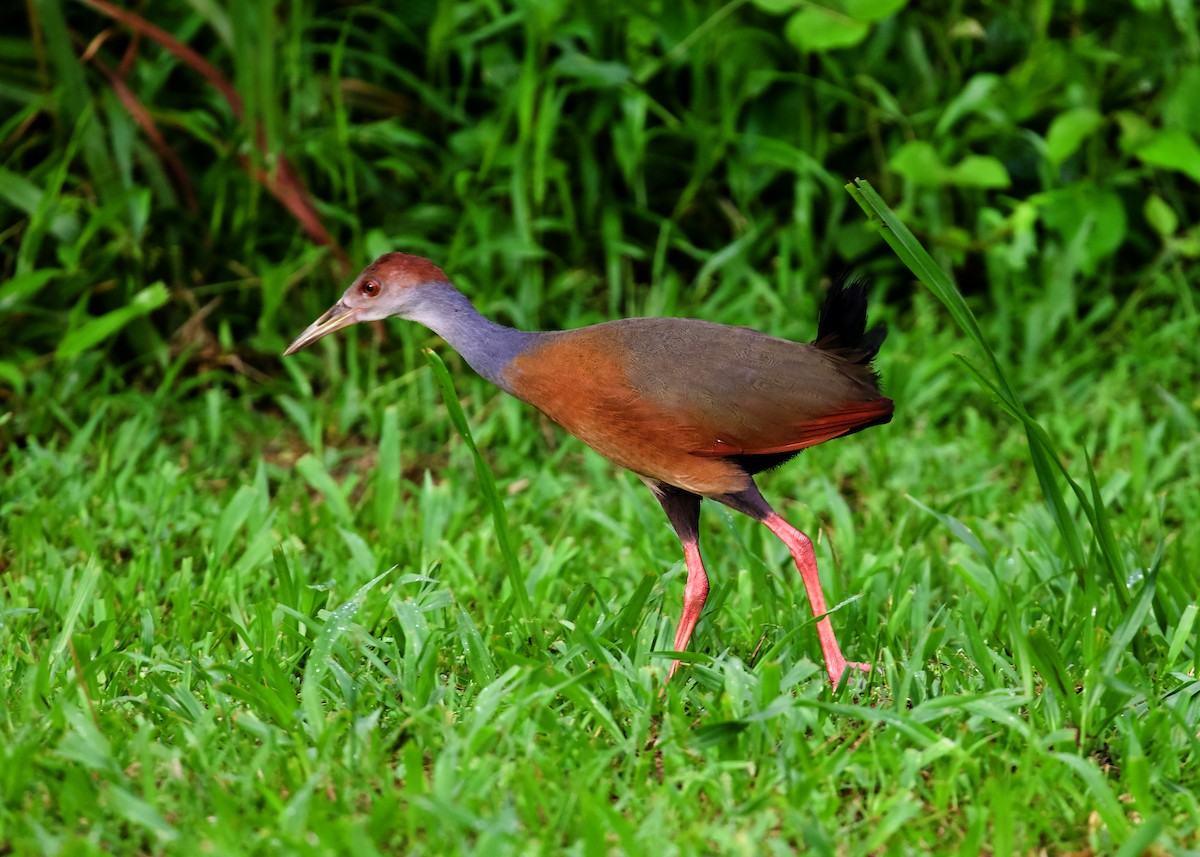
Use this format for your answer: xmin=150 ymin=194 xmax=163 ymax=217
xmin=212 ymin=484 xmax=258 ymax=561
xmin=905 ymin=497 xmax=993 ymax=570
xmin=301 ymin=568 xmax=392 ymax=735
xmin=374 ymin=405 xmax=401 ymax=534
xmin=749 ymin=0 xmax=805 ymax=12
xmin=1113 ymin=110 xmax=1155 ymax=153
xmin=55 ymin=703 xmax=118 ymax=774
xmin=0 ymin=361 xmax=25 ymax=394
xmin=1114 ymin=818 xmax=1167 ymax=857
xmin=845 ymin=0 xmax=909 ymax=20
xmin=1136 ymin=129 xmax=1200 ymax=183
xmin=56 ymin=282 xmax=169 ymax=359
xmin=845 ymin=179 xmax=1115 ymax=588
xmin=1144 ymin=194 xmax=1178 ymax=237
xmin=0 ymin=268 xmax=60 ymax=312
xmin=294 ymin=453 xmax=354 ymax=525
xmin=0 ymin=169 xmax=78 ymax=242
xmin=1166 ymin=604 xmax=1198 ymax=668
xmin=553 ymin=54 xmax=632 ymax=88
xmin=890 ymin=144 xmax=1009 ymax=188
xmin=846 ymin=179 xmax=1000 ymax=376
xmin=1040 ymin=186 xmax=1127 ymax=271
xmin=889 ymin=141 xmax=945 ymax=186
xmin=108 ymin=786 xmax=178 ymax=842
xmin=48 ymin=559 xmax=102 ymax=677
xmin=934 ymin=73 xmax=1000 ymax=137
xmin=947 ymin=154 xmax=1011 ymax=188
xmin=785 ymin=7 xmax=869 ymax=52
xmin=338 ymin=527 xmax=376 ymax=577
xmin=1045 ymin=107 xmax=1103 ymax=166
xmin=1175 ymin=224 xmax=1200 ymax=258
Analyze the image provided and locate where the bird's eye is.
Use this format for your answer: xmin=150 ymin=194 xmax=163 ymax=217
xmin=360 ymin=280 xmax=380 ymax=297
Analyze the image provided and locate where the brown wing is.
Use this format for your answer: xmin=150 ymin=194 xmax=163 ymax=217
xmin=605 ymin=318 xmax=892 ymax=457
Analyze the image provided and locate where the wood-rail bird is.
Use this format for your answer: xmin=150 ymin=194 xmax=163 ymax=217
xmin=284 ymin=253 xmax=893 ymax=685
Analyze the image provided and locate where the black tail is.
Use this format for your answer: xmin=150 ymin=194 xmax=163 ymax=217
xmin=813 ymin=275 xmax=887 ymax=367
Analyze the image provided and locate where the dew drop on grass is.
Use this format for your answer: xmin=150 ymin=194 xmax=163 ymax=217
xmin=1125 ymin=569 xmax=1145 ymax=588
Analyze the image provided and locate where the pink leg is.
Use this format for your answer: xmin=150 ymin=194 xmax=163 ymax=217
xmin=646 ymin=483 xmax=707 ymax=682
xmin=762 ymin=513 xmax=871 ymax=685
xmin=667 ymin=539 xmax=709 ymax=681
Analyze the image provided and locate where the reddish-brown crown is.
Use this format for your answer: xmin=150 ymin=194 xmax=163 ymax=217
xmin=359 ymin=253 xmax=449 ymax=289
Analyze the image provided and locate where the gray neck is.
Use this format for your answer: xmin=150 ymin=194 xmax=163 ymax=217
xmin=406 ymin=283 xmax=541 ymax=391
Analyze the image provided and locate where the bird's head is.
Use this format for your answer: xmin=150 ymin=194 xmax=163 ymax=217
xmin=284 ymin=253 xmax=450 ymax=355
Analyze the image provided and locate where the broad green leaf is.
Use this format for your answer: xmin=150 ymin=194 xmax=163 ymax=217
xmin=1113 ymin=110 xmax=1155 ymax=153
xmin=845 ymin=0 xmax=909 ymax=20
xmin=889 ymin=140 xmax=945 ymax=186
xmin=1045 ymin=107 xmax=1103 ymax=166
xmin=1136 ymin=129 xmax=1200 ymax=183
xmin=891 ymin=145 xmax=1007 ymax=189
xmin=56 ymin=282 xmax=169 ymax=359
xmin=785 ymin=8 xmax=869 ymax=52
xmin=947 ymin=154 xmax=1011 ymax=188
xmin=1144 ymin=194 xmax=1178 ymax=237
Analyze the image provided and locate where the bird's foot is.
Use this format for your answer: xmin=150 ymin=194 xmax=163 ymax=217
xmin=828 ymin=657 xmax=875 ymax=686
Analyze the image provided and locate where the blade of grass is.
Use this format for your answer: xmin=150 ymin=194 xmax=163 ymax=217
xmin=847 ymin=178 xmax=1120 ymax=601
xmin=423 ymin=348 xmax=532 ymax=621
xmin=374 ymin=405 xmax=401 ymax=534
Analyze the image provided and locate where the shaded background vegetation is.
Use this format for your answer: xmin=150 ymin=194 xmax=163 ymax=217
xmin=4 ymin=0 xmax=1198 ymax=376
xmin=2 ymin=0 xmax=1199 ymax=853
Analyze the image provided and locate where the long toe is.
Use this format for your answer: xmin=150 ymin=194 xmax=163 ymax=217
xmin=666 ymin=659 xmax=682 ymax=681
xmin=828 ymin=657 xmax=875 ymax=685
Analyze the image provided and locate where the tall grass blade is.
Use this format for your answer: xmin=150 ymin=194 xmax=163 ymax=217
xmin=423 ymin=349 xmax=532 ymax=620
xmin=847 ymin=179 xmax=1111 ymax=595
xmin=374 ymin=405 xmax=401 ymax=534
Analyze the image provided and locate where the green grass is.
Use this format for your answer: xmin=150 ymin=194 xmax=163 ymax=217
xmin=3 ymin=0 xmax=1200 ymax=853
xmin=3 ymin=261 xmax=1197 ymax=852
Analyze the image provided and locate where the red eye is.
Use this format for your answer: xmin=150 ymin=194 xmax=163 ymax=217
xmin=360 ymin=280 xmax=380 ymax=297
